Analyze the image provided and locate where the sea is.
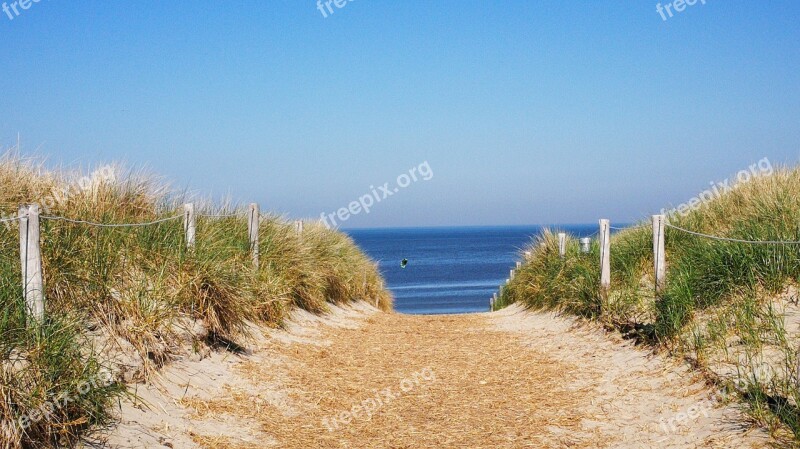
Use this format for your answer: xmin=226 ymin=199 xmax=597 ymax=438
xmin=346 ymin=225 xmax=598 ymax=315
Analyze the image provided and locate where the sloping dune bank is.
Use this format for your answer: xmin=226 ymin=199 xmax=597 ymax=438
xmin=499 ymin=167 xmax=800 ymax=443
xmin=94 ymin=303 xmax=769 ymax=448
xmin=0 ymin=156 xmax=391 ymax=449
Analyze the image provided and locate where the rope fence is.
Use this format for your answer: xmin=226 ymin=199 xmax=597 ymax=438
xmin=197 ymin=212 xmax=247 ymax=219
xmin=492 ymin=215 xmax=800 ymax=310
xmin=665 ymin=223 xmax=800 ymax=245
xmin=11 ymin=202 xmax=305 ymax=325
xmin=40 ymin=214 xmax=183 ymax=228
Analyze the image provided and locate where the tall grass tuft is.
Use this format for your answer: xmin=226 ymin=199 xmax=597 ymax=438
xmin=501 ymin=166 xmax=800 ymax=439
xmin=0 ymin=152 xmax=392 ymax=447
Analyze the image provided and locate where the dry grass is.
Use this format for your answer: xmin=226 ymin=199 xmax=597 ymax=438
xmin=0 ymin=151 xmax=391 ymax=448
xmin=188 ymin=312 xmax=592 ymax=448
xmin=500 ymin=166 xmax=800 ymax=440
xmin=191 ymin=434 xmax=261 ymax=449
xmin=166 ymin=306 xmax=768 ymax=448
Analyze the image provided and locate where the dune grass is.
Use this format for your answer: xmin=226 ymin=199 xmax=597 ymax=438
xmin=0 ymin=153 xmax=392 ymax=448
xmin=499 ymin=166 xmax=800 ymax=440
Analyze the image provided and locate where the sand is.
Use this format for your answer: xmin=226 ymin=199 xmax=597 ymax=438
xmin=84 ymin=303 xmax=773 ymax=448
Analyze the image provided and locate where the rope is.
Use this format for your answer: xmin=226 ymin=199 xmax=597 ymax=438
xmin=0 ymin=215 xmax=23 ymax=223
xmin=198 ymin=212 xmax=245 ymax=218
xmin=610 ymin=223 xmax=647 ymax=231
xmin=665 ymin=223 xmax=800 ymax=245
xmin=41 ymin=214 xmax=183 ymax=228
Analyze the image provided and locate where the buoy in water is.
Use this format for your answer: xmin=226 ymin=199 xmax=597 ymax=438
xmin=400 ymin=259 xmax=408 ymax=269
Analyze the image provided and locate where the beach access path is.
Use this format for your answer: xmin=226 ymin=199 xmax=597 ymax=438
xmin=98 ymin=303 xmax=771 ymax=448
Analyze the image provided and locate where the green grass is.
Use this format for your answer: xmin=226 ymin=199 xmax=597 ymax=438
xmin=500 ymin=166 xmax=800 ymax=440
xmin=0 ymin=154 xmax=392 ymax=448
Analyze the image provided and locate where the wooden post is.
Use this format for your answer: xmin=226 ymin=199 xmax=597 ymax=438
xmin=797 ymin=350 xmax=800 ymax=391
xmin=515 ymin=261 xmax=522 ymax=269
xmin=184 ymin=203 xmax=196 ymax=249
xmin=295 ymin=220 xmax=304 ymax=235
xmin=652 ymin=214 xmax=666 ymax=292
xmin=509 ymin=270 xmax=514 ymax=280
xmin=599 ymin=219 xmax=611 ymax=291
xmin=19 ymin=204 xmax=44 ymax=322
xmin=248 ymin=203 xmax=260 ymax=269
xmin=558 ymin=232 xmax=567 ymax=258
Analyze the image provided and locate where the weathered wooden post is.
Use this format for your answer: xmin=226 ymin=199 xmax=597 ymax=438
xmin=184 ymin=203 xmax=196 ymax=249
xmin=599 ymin=219 xmax=611 ymax=291
xmin=796 ymin=345 xmax=800 ymax=391
xmin=248 ymin=203 xmax=260 ymax=269
xmin=18 ymin=204 xmax=44 ymax=323
xmin=558 ymin=232 xmax=567 ymax=258
xmin=652 ymin=214 xmax=666 ymax=292
xmin=295 ymin=220 xmax=304 ymax=235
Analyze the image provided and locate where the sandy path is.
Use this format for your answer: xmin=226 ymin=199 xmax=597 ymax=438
xmin=96 ymin=303 xmax=772 ymax=448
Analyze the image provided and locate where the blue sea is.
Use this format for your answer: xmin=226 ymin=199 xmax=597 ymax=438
xmin=346 ymin=225 xmax=597 ymax=315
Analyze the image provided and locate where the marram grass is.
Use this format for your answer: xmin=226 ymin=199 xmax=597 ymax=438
xmin=500 ymin=166 xmax=800 ymax=440
xmin=0 ymin=152 xmax=392 ymax=448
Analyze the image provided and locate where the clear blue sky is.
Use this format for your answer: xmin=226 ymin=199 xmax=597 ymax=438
xmin=2 ymin=1 xmax=799 ymax=228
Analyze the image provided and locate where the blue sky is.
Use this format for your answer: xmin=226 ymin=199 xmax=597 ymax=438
xmin=1 ymin=1 xmax=799 ymax=228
